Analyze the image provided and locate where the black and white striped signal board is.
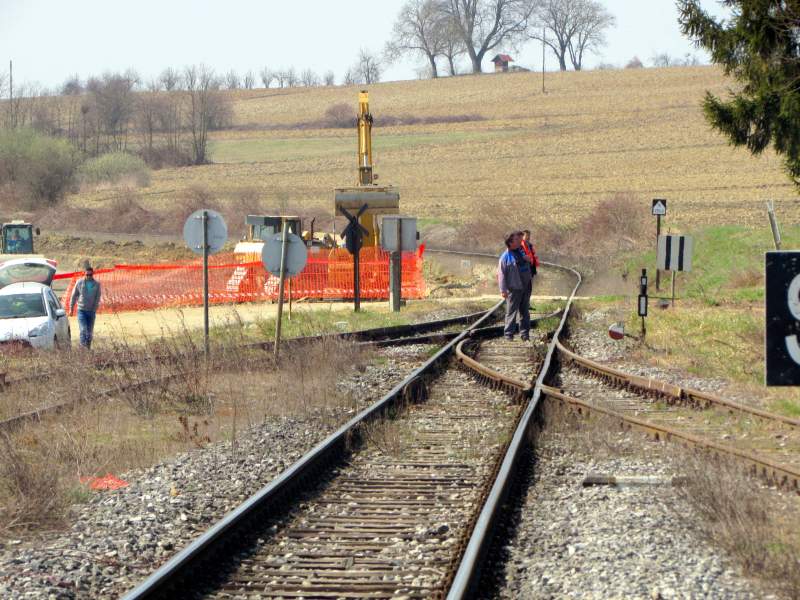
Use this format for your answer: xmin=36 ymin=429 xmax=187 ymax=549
xmin=657 ymin=235 xmax=693 ymax=272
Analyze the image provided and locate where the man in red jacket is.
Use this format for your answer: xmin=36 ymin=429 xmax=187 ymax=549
xmin=521 ymin=229 xmax=539 ymax=274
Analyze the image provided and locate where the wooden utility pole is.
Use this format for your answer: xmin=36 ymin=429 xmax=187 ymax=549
xmin=542 ymin=27 xmax=546 ymax=94
xmin=8 ymin=60 xmax=13 ymax=128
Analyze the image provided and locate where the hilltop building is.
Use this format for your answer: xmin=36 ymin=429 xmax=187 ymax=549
xmin=491 ymin=54 xmax=514 ymax=73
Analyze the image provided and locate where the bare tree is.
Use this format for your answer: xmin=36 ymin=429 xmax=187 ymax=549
xmin=300 ymin=68 xmax=319 ymax=87
xmin=285 ymin=67 xmax=299 ymax=87
xmin=650 ymin=52 xmax=675 ymax=67
xmin=354 ymin=48 xmax=382 ymax=84
xmin=93 ymin=72 xmax=138 ymax=151
xmin=342 ymin=69 xmax=357 ymax=86
xmin=0 ymin=70 xmax=6 ymax=99
xmin=625 ymin=56 xmax=643 ymax=69
xmin=259 ymin=67 xmax=275 ymax=88
xmin=184 ymin=64 xmax=216 ymax=165
xmin=440 ymin=18 xmax=466 ymax=75
xmin=160 ymin=67 xmax=181 ymax=91
xmin=565 ymin=0 xmax=615 ymax=70
xmin=528 ymin=0 xmax=613 ymax=71
xmin=274 ymin=70 xmax=287 ymax=88
xmin=528 ymin=0 xmax=577 ymax=71
xmin=61 ymin=75 xmax=83 ymax=96
xmin=440 ymin=0 xmax=535 ymax=73
xmin=386 ymin=0 xmax=446 ymax=78
xmin=225 ymin=69 xmax=240 ymax=89
xmin=243 ymin=70 xmax=255 ymax=89
xmin=138 ymin=79 xmax=161 ymax=153
xmin=323 ymin=70 xmax=335 ymax=86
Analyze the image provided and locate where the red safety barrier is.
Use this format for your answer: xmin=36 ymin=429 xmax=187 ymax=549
xmin=60 ymin=247 xmax=426 ymax=314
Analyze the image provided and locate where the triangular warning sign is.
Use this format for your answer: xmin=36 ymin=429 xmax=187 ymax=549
xmin=652 ymin=200 xmax=666 ymax=216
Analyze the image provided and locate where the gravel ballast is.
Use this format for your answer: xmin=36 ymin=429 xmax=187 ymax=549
xmin=489 ymin=429 xmax=769 ymax=599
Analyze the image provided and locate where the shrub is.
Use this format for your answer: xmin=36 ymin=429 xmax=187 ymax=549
xmin=78 ymin=152 xmax=151 ymax=187
xmin=0 ymin=128 xmax=79 ymax=206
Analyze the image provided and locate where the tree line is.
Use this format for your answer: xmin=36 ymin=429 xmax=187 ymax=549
xmin=386 ymin=0 xmax=616 ymax=76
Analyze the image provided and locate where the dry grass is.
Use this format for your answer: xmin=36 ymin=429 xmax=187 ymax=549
xmin=0 ymin=320 xmax=367 ymax=536
xmin=677 ymin=454 xmax=800 ymax=599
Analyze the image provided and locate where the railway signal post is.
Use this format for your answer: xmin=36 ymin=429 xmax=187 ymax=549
xmin=381 ymin=215 xmax=417 ymax=312
xmin=657 ymin=233 xmax=693 ymax=307
xmin=262 ymin=226 xmax=308 ymax=358
xmin=340 ymin=204 xmax=369 ymax=312
xmin=638 ymin=268 xmax=648 ymax=339
xmin=183 ymin=209 xmax=227 ymax=356
xmin=652 ymin=199 xmax=667 ymax=290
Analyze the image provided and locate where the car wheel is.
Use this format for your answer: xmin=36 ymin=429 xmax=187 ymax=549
xmin=55 ymin=334 xmax=70 ymax=350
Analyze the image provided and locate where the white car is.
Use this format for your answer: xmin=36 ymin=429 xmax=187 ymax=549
xmin=0 ymin=282 xmax=71 ymax=350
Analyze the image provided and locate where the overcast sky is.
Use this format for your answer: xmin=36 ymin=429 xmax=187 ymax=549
xmin=0 ymin=0 xmax=731 ymax=89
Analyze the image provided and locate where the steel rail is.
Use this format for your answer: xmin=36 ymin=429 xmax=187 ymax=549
xmin=540 ymin=385 xmax=800 ymax=491
xmin=556 ymin=339 xmax=800 ymax=428
xmin=447 ymin=261 xmax=583 ymax=599
xmin=0 ymin=305 xmax=493 ymax=390
xmin=121 ymin=298 xmax=507 ymax=600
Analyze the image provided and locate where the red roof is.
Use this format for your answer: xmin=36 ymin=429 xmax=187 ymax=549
xmin=491 ymin=54 xmax=514 ymax=63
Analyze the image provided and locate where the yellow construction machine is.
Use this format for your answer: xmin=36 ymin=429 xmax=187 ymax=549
xmin=0 ymin=221 xmax=41 ymax=262
xmin=334 ymin=91 xmax=399 ymax=247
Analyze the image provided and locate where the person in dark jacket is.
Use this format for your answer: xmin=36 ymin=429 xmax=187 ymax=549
xmin=498 ymin=231 xmax=532 ymax=341
xmin=69 ymin=266 xmax=102 ymax=349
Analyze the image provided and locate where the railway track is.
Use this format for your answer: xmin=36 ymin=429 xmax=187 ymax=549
xmin=121 ymin=277 xmax=574 ymax=600
xmin=543 ymin=339 xmax=800 ymax=490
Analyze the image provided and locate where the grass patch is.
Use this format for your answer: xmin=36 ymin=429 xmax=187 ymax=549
xmin=626 ymin=224 xmax=800 ymax=305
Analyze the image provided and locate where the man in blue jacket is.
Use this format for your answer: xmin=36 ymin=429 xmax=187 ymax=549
xmin=498 ymin=231 xmax=533 ymax=341
xmin=69 ymin=265 xmax=102 ymax=349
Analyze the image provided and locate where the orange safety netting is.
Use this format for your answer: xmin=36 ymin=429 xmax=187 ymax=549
xmin=58 ymin=246 xmax=426 ymax=314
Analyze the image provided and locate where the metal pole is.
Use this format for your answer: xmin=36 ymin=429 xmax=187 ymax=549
xmin=390 ymin=219 xmax=402 ymax=312
xmin=202 ymin=210 xmax=209 ymax=356
xmin=655 ymin=214 xmax=661 ymax=291
xmin=671 ymin=271 xmax=676 ymax=307
xmin=354 ymin=246 xmax=361 ymax=312
xmin=274 ymin=221 xmax=289 ymax=359
xmin=767 ymin=200 xmax=782 ymax=250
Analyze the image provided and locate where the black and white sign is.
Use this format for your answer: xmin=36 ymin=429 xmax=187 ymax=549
xmin=183 ymin=209 xmax=227 ymax=255
xmin=652 ymin=199 xmax=667 ymax=216
xmin=766 ymin=251 xmax=800 ymax=386
xmin=262 ymin=232 xmax=308 ymax=277
xmin=657 ymin=235 xmax=693 ymax=272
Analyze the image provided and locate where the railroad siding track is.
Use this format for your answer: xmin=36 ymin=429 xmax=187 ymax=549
xmin=0 ymin=307 xmax=497 ymax=434
xmin=546 ymin=364 xmax=800 ymax=490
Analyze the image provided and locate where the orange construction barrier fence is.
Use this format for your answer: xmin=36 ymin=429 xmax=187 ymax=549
xmin=58 ymin=246 xmax=426 ymax=314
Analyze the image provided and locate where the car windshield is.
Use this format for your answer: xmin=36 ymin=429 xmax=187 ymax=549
xmin=0 ymin=263 xmax=55 ymax=289
xmin=0 ymin=293 xmax=46 ymax=319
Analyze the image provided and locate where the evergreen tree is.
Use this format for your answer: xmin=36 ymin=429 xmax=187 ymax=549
xmin=678 ymin=1 xmax=800 ymax=188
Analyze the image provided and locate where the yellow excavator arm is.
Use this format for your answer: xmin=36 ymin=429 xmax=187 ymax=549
xmin=357 ymin=91 xmax=374 ymax=186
